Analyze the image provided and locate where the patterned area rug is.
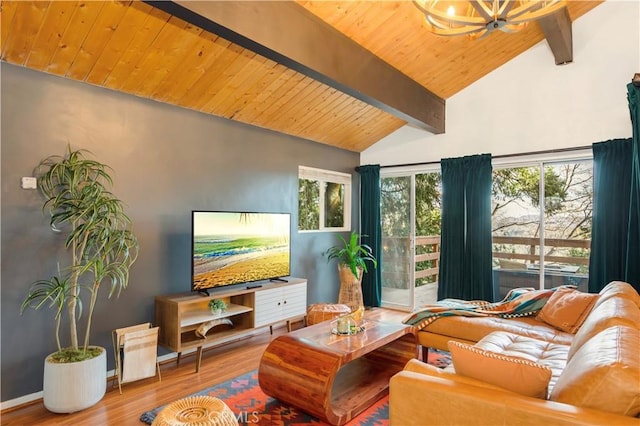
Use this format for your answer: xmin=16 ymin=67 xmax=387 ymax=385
xmin=140 ymin=350 xmax=451 ymax=425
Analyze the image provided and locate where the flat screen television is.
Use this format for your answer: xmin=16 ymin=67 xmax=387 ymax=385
xmin=191 ymin=211 xmax=291 ymax=293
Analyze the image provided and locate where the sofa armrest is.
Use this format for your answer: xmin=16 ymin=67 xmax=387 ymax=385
xmin=403 ymin=359 xmax=506 ymax=390
xmin=389 ymin=369 xmax=639 ymax=426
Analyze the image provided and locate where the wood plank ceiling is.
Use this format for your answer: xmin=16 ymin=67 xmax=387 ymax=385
xmin=1 ymin=1 xmax=601 ymax=152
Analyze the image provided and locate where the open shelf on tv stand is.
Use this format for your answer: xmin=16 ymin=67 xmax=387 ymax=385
xmin=180 ymin=303 xmax=253 ymax=328
xmin=155 ymin=278 xmax=307 ymax=372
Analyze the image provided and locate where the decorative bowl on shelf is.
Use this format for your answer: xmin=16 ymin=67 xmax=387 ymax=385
xmin=208 ymin=298 xmax=227 ymax=315
xmin=195 ymin=318 xmax=234 ymax=338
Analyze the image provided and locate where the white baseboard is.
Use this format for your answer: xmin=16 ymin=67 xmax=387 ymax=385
xmin=0 ymin=391 xmax=44 ymax=412
xmin=0 ymin=322 xmax=287 ymax=412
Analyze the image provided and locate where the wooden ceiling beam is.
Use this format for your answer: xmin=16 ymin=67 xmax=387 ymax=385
xmin=144 ymin=1 xmax=445 ymax=134
xmin=539 ymin=7 xmax=573 ymax=66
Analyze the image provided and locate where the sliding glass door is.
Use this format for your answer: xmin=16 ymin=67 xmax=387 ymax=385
xmin=380 ymin=175 xmax=414 ymax=309
xmin=380 ymin=170 xmax=441 ymax=309
xmin=414 ymin=172 xmax=441 ymax=305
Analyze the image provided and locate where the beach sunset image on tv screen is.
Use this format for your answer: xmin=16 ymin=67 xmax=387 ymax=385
xmin=192 ymin=211 xmax=290 ymax=291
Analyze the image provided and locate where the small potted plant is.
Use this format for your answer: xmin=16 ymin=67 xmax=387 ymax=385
xmin=325 ymin=231 xmax=377 ymax=279
xmin=325 ymin=231 xmax=377 ymax=323
xmin=208 ymin=299 xmax=227 ymax=314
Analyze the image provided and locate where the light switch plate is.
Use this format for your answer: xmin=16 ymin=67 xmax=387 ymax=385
xmin=21 ymin=177 xmax=37 ymax=189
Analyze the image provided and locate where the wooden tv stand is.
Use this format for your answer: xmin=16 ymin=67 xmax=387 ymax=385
xmin=155 ymin=278 xmax=306 ymax=372
xmin=258 ymin=308 xmax=417 ymax=425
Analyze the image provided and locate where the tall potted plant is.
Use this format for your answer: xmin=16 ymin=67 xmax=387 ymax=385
xmin=325 ymin=231 xmax=377 ymax=322
xmin=21 ymin=147 xmax=139 ymax=413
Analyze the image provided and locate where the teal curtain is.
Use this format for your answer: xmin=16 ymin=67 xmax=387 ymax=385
xmin=358 ymin=164 xmax=382 ymax=307
xmin=438 ymin=154 xmax=493 ymax=301
xmin=626 ymin=82 xmax=640 ymax=291
xmin=588 ymin=139 xmax=632 ymax=292
xmin=589 ymin=82 xmax=640 ymax=293
xmin=439 ymin=158 xmax=466 ymax=299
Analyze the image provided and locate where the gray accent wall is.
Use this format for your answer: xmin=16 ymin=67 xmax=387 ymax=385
xmin=1 ymin=62 xmax=360 ymax=402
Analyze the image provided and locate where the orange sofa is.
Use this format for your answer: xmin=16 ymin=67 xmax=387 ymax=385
xmin=389 ymin=281 xmax=640 ymax=425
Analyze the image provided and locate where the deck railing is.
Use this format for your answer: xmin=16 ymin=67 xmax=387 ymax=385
xmin=381 ymin=236 xmax=441 ymax=288
xmin=382 ymin=235 xmax=590 ymax=288
xmin=492 ymin=236 xmax=590 ymax=266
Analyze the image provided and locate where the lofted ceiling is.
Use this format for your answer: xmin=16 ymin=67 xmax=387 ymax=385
xmin=1 ymin=1 xmax=601 ymax=152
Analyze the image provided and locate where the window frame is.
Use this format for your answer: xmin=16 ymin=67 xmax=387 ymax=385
xmin=298 ymin=166 xmax=352 ymax=233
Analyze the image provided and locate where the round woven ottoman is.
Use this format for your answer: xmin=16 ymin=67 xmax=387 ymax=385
xmin=152 ymin=395 xmax=238 ymax=426
xmin=306 ymin=303 xmax=351 ymax=325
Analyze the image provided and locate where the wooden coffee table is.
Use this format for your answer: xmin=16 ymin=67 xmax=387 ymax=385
xmin=258 ymin=308 xmax=417 ymax=425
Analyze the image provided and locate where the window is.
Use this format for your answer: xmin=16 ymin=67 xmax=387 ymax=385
xmin=492 ymin=159 xmax=593 ymax=299
xmin=298 ymin=166 xmax=351 ymax=232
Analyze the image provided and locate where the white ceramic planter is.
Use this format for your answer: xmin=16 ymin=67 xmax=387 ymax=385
xmin=43 ymin=346 xmax=107 ymax=413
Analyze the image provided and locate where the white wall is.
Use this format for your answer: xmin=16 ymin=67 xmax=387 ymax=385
xmin=362 ymin=0 xmax=640 ymax=166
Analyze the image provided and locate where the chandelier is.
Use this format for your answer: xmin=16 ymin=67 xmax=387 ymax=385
xmin=413 ymin=0 xmax=567 ymax=39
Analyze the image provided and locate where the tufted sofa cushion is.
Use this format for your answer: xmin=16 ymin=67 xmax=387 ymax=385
xmin=472 ymin=331 xmax=569 ymax=395
xmin=550 ymin=325 xmax=640 ymax=417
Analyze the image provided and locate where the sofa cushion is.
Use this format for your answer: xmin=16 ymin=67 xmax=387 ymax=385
xmin=474 ymin=331 xmax=569 ymax=394
xmin=595 ymin=281 xmax=640 ymax=309
xmin=421 ymin=315 xmax=574 ymax=346
xmin=536 ymin=287 xmax=598 ymax=333
xmin=550 ymin=325 xmax=640 ymax=417
xmin=567 ymin=296 xmax=640 ymax=360
xmin=448 ymin=341 xmax=552 ymax=398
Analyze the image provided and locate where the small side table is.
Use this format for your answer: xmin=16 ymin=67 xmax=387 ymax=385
xmin=306 ymin=303 xmax=351 ymax=325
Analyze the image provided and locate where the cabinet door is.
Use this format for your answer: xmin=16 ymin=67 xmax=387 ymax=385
xmin=281 ymin=282 xmax=307 ymax=318
xmin=254 ymin=282 xmax=307 ymax=328
xmin=254 ymin=287 xmax=285 ymax=328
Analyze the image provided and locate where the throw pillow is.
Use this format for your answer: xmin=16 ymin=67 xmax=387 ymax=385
xmin=536 ymin=287 xmax=598 ymax=333
xmin=448 ymin=341 xmax=552 ymax=398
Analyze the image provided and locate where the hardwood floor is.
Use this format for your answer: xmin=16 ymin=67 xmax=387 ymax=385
xmin=1 ymin=325 xmax=293 ymax=426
